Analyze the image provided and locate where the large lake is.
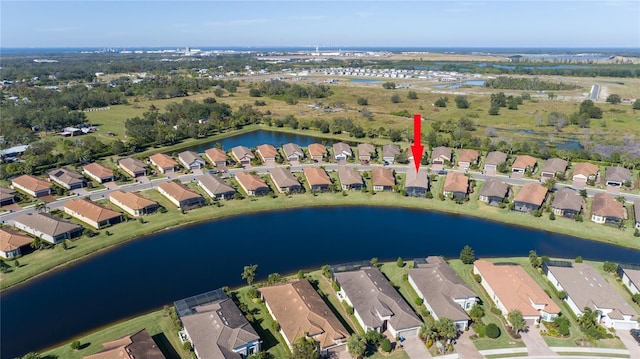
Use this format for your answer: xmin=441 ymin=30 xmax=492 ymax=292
xmin=2 ymin=206 xmax=639 ymax=358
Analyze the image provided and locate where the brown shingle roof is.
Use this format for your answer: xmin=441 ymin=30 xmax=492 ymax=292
xmin=512 ymin=155 xmax=537 ymax=170
xmin=303 ymin=167 xmax=332 ymax=186
xmin=432 ymin=146 xmax=452 ymax=162
xmin=83 ymin=162 xmax=114 ymax=178
xmin=269 ymin=167 xmax=300 ymax=188
xmin=64 ymin=199 xmax=122 ymax=223
xmin=552 ymin=188 xmax=583 ymax=212
xmin=514 ymin=183 xmax=548 ymax=206
xmin=485 ymin=151 xmax=507 ymax=166
xmin=109 ymin=190 xmax=157 ymax=211
xmin=47 ymin=168 xmax=85 ymax=186
xmin=372 ymin=167 xmax=395 ymax=187
xmin=83 ymin=329 xmax=165 ymax=359
xmin=605 ymin=166 xmax=632 ymax=183
xmin=157 ymin=181 xmax=202 ymax=201
xmin=282 ymin=143 xmax=304 ymax=158
xmin=149 ymin=153 xmax=178 ymax=169
xmin=178 ymin=151 xmax=205 ymax=166
xmin=382 ymin=144 xmax=401 ymax=159
xmin=443 ymin=172 xmax=469 ymax=193
xmin=572 ymin=162 xmax=599 ymax=178
xmin=198 ymin=173 xmax=235 ymax=196
xmin=13 ymin=213 xmax=82 ymax=237
xmin=118 ymin=157 xmax=147 ymax=173
xmin=542 ymin=158 xmax=568 ymax=175
xmin=357 ymin=143 xmax=376 ymax=157
xmin=405 ymin=169 xmax=428 ymax=189
xmin=308 ymin=143 xmax=328 ymax=157
xmin=458 ymin=149 xmax=479 ymax=164
xmin=0 ymin=227 xmax=32 ymax=253
xmin=11 ymin=175 xmax=52 ymax=192
xmin=260 ymin=279 xmax=349 ymax=350
xmin=0 ymin=186 xmax=16 ymax=202
xmin=592 ymin=192 xmax=625 ymax=219
xmin=257 ymin=144 xmax=278 ymax=159
xmin=479 ymin=177 xmax=509 ymax=198
xmin=204 ymin=148 xmax=228 ymax=163
xmin=231 ymin=146 xmax=254 ymax=162
xmin=235 ymin=172 xmax=269 ymax=192
xmin=337 ymin=167 xmax=363 ymax=186
xmin=333 ymin=142 xmax=352 ymax=157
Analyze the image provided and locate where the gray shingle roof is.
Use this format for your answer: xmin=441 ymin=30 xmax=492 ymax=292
xmin=13 ymin=213 xmax=82 ymax=237
xmin=198 ymin=173 xmax=235 ymax=196
xmin=551 ymin=188 xmax=583 ymax=212
xmin=479 ymin=177 xmax=508 ymax=198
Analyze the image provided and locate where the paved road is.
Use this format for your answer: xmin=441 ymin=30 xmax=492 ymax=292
xmin=590 ymin=84 xmax=600 ymax=100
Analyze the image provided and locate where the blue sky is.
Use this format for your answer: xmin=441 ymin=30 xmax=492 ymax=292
xmin=2 ymin=1 xmax=639 ymax=48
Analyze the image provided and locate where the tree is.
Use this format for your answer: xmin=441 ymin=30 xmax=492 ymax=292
xmin=529 ymin=250 xmax=541 ymax=268
xmin=455 ymin=95 xmax=470 ymax=109
xmin=380 ymin=337 xmax=392 ymax=353
xmin=488 ymin=103 xmax=500 ymax=115
xmin=407 ymin=91 xmax=418 ymax=100
xmin=508 ymin=309 xmax=527 ymax=333
xmin=633 ymin=99 xmax=640 ymax=110
xmin=21 ymin=353 xmax=42 ymax=359
xmin=347 ymin=334 xmax=367 ymax=358
xmin=555 ymin=316 xmax=570 ymax=336
xmin=370 ymin=257 xmax=380 ymax=268
xmin=419 ymin=320 xmax=438 ymax=342
xmin=434 ymin=97 xmax=448 ymax=107
xmin=602 ymin=261 xmax=617 ymax=273
xmin=396 ymin=257 xmax=404 ymax=267
xmin=434 ymin=318 xmax=458 ymax=341
xmin=469 ymin=304 xmax=485 ymax=322
xmin=267 ymin=272 xmax=282 ymax=285
xmin=485 ymin=323 xmax=500 ymax=338
xmin=34 ymin=201 xmax=49 ymax=213
xmin=390 ymin=94 xmax=401 ymax=103
xmin=357 ymin=97 xmax=368 ymax=106
xmin=460 ymin=245 xmax=475 ymax=264
xmin=382 ymin=82 xmax=396 ymax=89
xmin=578 ymin=307 xmax=598 ymax=330
xmin=388 ymin=129 xmax=403 ymax=142
xmin=605 ymin=94 xmax=621 ymax=104
xmin=575 ymin=256 xmax=583 ymax=263
xmin=289 ymin=337 xmax=319 ymax=359
xmin=241 ymin=264 xmax=258 ymax=285
xmin=70 ymin=340 xmax=81 ymax=350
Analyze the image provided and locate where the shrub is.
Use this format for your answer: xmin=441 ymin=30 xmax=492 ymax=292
xmin=183 ymin=341 xmax=193 ymax=352
xmin=332 ymin=281 xmax=340 ymax=292
xmin=603 ymin=261 xmax=617 ymax=273
xmin=70 ymin=340 xmax=81 ymax=350
xmin=634 ymin=228 xmax=640 ymax=237
xmin=575 ymin=256 xmax=583 ymax=263
xmin=632 ymin=293 xmax=640 ymax=304
xmin=247 ymin=287 xmax=259 ymax=299
xmin=380 ymin=338 xmax=392 ymax=353
xmin=490 ymin=307 xmax=502 ymax=315
xmin=474 ymin=323 xmax=486 ymax=337
xmin=271 ymin=321 xmax=280 ymax=332
xmin=414 ymin=297 xmax=423 ymax=306
xmin=549 ymin=212 xmax=555 ymax=220
xmin=396 ymin=257 xmax=404 ymax=267
xmin=343 ymin=300 xmax=354 ymax=315
xmin=473 ymin=273 xmax=482 ymax=283
xmin=357 ymin=97 xmax=368 ymax=106
xmin=364 ymin=329 xmax=385 ymax=346
xmin=486 ymin=323 xmax=500 ymax=338
xmin=574 ymin=214 xmax=583 ymax=222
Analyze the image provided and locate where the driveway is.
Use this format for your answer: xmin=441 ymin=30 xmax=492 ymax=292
xmin=455 ymin=328 xmax=483 ymax=358
xmin=617 ymin=330 xmax=640 ymax=358
xmin=520 ymin=326 xmax=557 ymax=357
xmin=402 ymin=336 xmax=432 ymax=359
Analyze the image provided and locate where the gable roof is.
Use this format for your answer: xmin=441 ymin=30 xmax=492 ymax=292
xmin=118 ymin=157 xmax=147 ymax=173
xmin=512 ymin=155 xmax=537 ymax=169
xmin=235 ymin=172 xmax=269 ymax=192
xmin=205 ymin=148 xmax=228 ymax=163
xmin=333 ymin=142 xmax=352 ymax=156
xmin=541 ymin=158 xmax=568 ymax=174
xmin=552 ymin=188 xmax=583 ymax=212
xmin=83 ymin=329 xmax=166 ymax=359
xmin=0 ymin=186 xmax=16 ymax=202
xmin=405 ymin=169 xmax=428 ymax=189
xmin=432 ymin=146 xmax=452 ymax=161
xmin=157 ymin=181 xmax=202 ymax=201
xmin=443 ymin=172 xmax=469 ymax=193
xmin=480 ymin=177 xmax=509 ymax=198
xmin=0 ymin=227 xmax=32 ymax=253
xmin=358 ymin=143 xmax=377 ymax=157
xmin=83 ymin=162 xmax=114 ymax=178
xmin=474 ymin=260 xmax=560 ymax=317
xmin=260 ymin=279 xmax=349 ymax=350
xmin=408 ymin=256 xmax=476 ymax=322
xmin=458 ymin=149 xmax=479 ymax=164
xmin=605 ymin=166 xmax=632 ymax=183
xmin=382 ymin=144 xmax=401 ymax=159
xmin=269 ymin=167 xmax=300 ymax=188
xmin=334 ymin=267 xmax=422 ymax=332
xmin=337 ymin=167 xmax=363 ymax=186
xmin=13 ymin=213 xmax=82 ymax=237
xmin=256 ymin=144 xmax=279 ymax=159
xmin=179 ymin=151 xmax=205 ymax=165
xmin=109 ymin=190 xmax=157 ymax=210
xmin=198 ymin=173 xmax=235 ymax=196
xmin=592 ymin=192 xmax=625 ymax=219
xmin=47 ymin=168 xmax=85 ymax=186
xmin=303 ymin=167 xmax=332 ymax=187
xmin=372 ymin=167 xmax=395 ymax=187
xmin=11 ymin=174 xmax=52 ymax=192
xmin=64 ymin=199 xmax=122 ymax=223
xmin=622 ymin=266 xmax=640 ymax=292
xmin=231 ymin=146 xmax=254 ymax=161
xmin=149 ymin=153 xmax=178 ymax=169
xmin=308 ymin=143 xmax=328 ymax=157
xmin=573 ymin=162 xmax=599 ymax=178
xmin=282 ymin=143 xmax=304 ymax=158
xmin=514 ymin=183 xmax=547 ymax=206
xmin=485 ymin=151 xmax=507 ymax=166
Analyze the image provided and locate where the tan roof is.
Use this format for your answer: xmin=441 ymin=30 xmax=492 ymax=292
xmin=47 ymin=168 xmax=84 ymax=186
xmin=0 ymin=186 xmax=16 ymax=201
xmin=382 ymin=144 xmax=401 ymax=159
xmin=512 ymin=155 xmax=537 ymax=170
xmin=541 ymin=158 xmax=568 ymax=175
xmin=358 ymin=143 xmax=376 ymax=157
xmin=204 ymin=147 xmax=228 ymax=163
xmin=458 ymin=149 xmax=479 ymax=164
xmin=83 ymin=162 xmax=114 ymax=178
xmin=13 ymin=213 xmax=82 ymax=237
xmin=573 ymin=162 xmax=599 ymax=178
xmin=303 ymin=167 xmax=332 ymax=186
xmin=198 ymin=173 xmax=235 ymax=196
xmin=606 ymin=166 xmax=632 ymax=183
xmin=514 ymin=183 xmax=548 ymax=206
xmin=552 ymin=188 xmax=583 ymax=212
xmin=178 ymin=151 xmax=205 ymax=166
xmin=235 ymin=172 xmax=269 ymax=192
xmin=83 ymin=329 xmax=165 ymax=359
xmin=260 ymin=279 xmax=349 ymax=350
xmin=337 ymin=167 xmax=363 ymax=186
xmin=443 ymin=172 xmax=469 ymax=193
xmin=149 ymin=153 xmax=177 ymax=169
xmin=64 ymin=199 xmax=122 ymax=223
xmin=109 ymin=190 xmax=157 ymax=211
xmin=592 ymin=192 xmax=625 ymax=219
xmin=432 ymin=146 xmax=452 ymax=162
xmin=269 ymin=167 xmax=301 ymax=188
xmin=485 ymin=151 xmax=507 ymax=166
xmin=0 ymin=227 xmax=32 ymax=253
xmin=372 ymin=167 xmax=395 ymax=187
xmin=622 ymin=266 xmax=640 ymax=292
xmin=118 ymin=157 xmax=147 ymax=173
xmin=11 ymin=175 xmax=52 ymax=192
xmin=308 ymin=143 xmax=327 ymax=157
xmin=333 ymin=142 xmax=352 ymax=156
xmin=230 ymin=146 xmax=254 ymax=161
xmin=480 ymin=177 xmax=509 ymax=198
xmin=256 ymin=144 xmax=278 ymax=159
xmin=405 ymin=169 xmax=428 ymax=189
xmin=157 ymin=181 xmax=202 ymax=201
xmin=474 ymin=260 xmax=560 ymax=317
xmin=283 ymin=143 xmax=304 ymax=158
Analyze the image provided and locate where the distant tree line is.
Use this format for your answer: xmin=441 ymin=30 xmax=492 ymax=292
xmin=249 ymin=80 xmax=331 ymax=100
xmin=485 ymin=77 xmax=579 ymax=91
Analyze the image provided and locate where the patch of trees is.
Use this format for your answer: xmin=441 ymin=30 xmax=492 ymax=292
xmin=382 ymin=81 xmax=396 ymax=89
xmin=249 ymin=80 xmax=331 ymax=100
xmin=485 ymin=76 xmax=579 ymax=91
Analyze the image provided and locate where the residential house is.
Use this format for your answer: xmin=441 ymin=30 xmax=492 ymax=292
xmin=47 ymin=168 xmax=85 ymax=190
xmin=198 ymin=173 xmax=236 ymax=200
xmin=308 ymin=143 xmax=327 ymax=163
xmin=0 ymin=227 xmax=33 ymax=259
xmin=63 ymin=198 xmax=123 ymax=229
xmin=256 ymin=144 xmax=279 ymax=164
xmin=442 ymin=172 xmax=469 ymax=200
xmin=0 ymin=186 xmax=16 ymax=206
xmin=513 ymin=183 xmax=547 ymax=214
xmin=635 ymin=200 xmax=640 ymax=230
xmin=357 ymin=143 xmax=376 ymax=164
xmin=543 ymin=262 xmax=639 ymax=329
xmin=457 ymin=149 xmax=479 ymax=171
xmin=572 ymin=162 xmax=599 ymax=184
xmin=408 ymin=256 xmax=478 ymax=330
xmin=108 ymin=190 xmax=158 ymax=217
xmin=334 ymin=266 xmax=423 ymax=338
xmin=282 ymin=143 xmax=305 ymax=162
xmin=333 ymin=142 xmax=352 ymax=161
xmin=84 ymin=329 xmax=165 ymax=359
xmin=303 ymin=167 xmax=332 ymax=192
xmin=618 ymin=265 xmax=640 ymax=296
xmin=149 ymin=153 xmax=178 ymax=174
xmin=479 ymin=178 xmax=509 ymax=206
xmin=605 ymin=166 xmax=632 ymax=188
xmin=157 ymin=181 xmax=205 ymax=210
xmin=484 ymin=151 xmax=508 ymax=175
xmin=231 ymin=146 xmax=255 ymax=166
xmin=178 ymin=151 xmax=206 ymax=172
xmin=551 ymin=188 xmax=584 ymax=218
xmin=235 ymin=172 xmax=270 ymax=196
xmin=269 ymin=167 xmax=302 ymax=194
xmin=382 ymin=144 xmax=401 ymax=165
xmin=541 ymin=158 xmax=568 ymax=182
xmin=260 ymin=279 xmax=349 ymax=355
xmin=473 ymin=260 xmax=560 ymax=325
xmin=337 ymin=167 xmax=363 ymax=190
xmin=432 ymin=146 xmax=452 ymax=166
xmin=511 ymin=155 xmax=538 ymax=175
xmin=118 ymin=157 xmax=147 ymax=178
xmin=11 ymin=175 xmax=52 ymax=198
xmin=372 ymin=167 xmax=395 ymax=192
xmin=404 ymin=169 xmax=429 ymax=197
xmin=13 ymin=213 xmax=83 ymax=244
xmin=204 ymin=147 xmax=228 ymax=169
xmin=174 ymin=289 xmax=261 ymax=359
xmin=591 ymin=192 xmax=625 ymax=225
xmin=83 ymin=162 xmax=114 ymax=183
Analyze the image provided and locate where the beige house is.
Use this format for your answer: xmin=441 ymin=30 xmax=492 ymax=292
xmin=256 ymin=144 xmax=279 ymax=164
xmin=118 ymin=157 xmax=147 ymax=178
xmin=13 ymin=213 xmax=83 ymax=244
xmin=83 ymin=162 xmax=115 ymax=183
xmin=231 ymin=146 xmax=255 ymax=166
xmin=303 ymin=167 xmax=332 ymax=192
xmin=64 ymin=198 xmax=123 ymax=229
xmin=282 ymin=143 xmax=305 ymax=162
xmin=109 ymin=190 xmax=158 ymax=217
xmin=591 ymin=192 xmax=625 ymax=225
xmin=204 ymin=147 xmax=228 ymax=168
xmin=442 ymin=172 xmax=469 ymax=200
xmin=157 ymin=181 xmax=205 ymax=210
xmin=11 ymin=175 xmax=52 ymax=198
xmin=47 ymin=168 xmax=85 ymax=190
xmin=308 ymin=143 xmax=327 ymax=163
xmin=234 ymin=172 xmax=270 ymax=196
xmin=540 ymin=158 xmax=568 ymax=182
xmin=372 ymin=167 xmax=395 ymax=192
xmin=0 ymin=227 xmax=33 ymax=259
xmin=178 ymin=151 xmax=206 ymax=171
xmin=338 ymin=167 xmax=363 ymax=190
xmin=84 ymin=329 xmax=165 ymax=359
xmin=457 ymin=149 xmax=479 ymax=171
xmin=269 ymin=167 xmax=302 ymax=193
xmin=149 ymin=153 xmax=178 ymax=174
xmin=358 ymin=143 xmax=376 ymax=163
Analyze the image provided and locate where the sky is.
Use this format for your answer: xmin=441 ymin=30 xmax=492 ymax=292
xmin=2 ymin=0 xmax=639 ymax=49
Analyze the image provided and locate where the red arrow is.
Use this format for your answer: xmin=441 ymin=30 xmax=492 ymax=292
xmin=410 ymin=114 xmax=424 ymax=173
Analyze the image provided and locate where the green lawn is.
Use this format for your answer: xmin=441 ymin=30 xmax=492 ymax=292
xmin=378 ymin=262 xmax=426 ymax=318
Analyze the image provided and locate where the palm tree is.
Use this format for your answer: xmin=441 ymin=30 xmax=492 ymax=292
xmin=34 ymin=201 xmax=49 ymax=213
xmin=419 ymin=320 xmax=437 ymax=343
xmin=241 ymin=264 xmax=258 ymax=286
xmin=578 ymin=307 xmax=598 ymax=329
xmin=346 ymin=334 xmax=366 ymax=359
